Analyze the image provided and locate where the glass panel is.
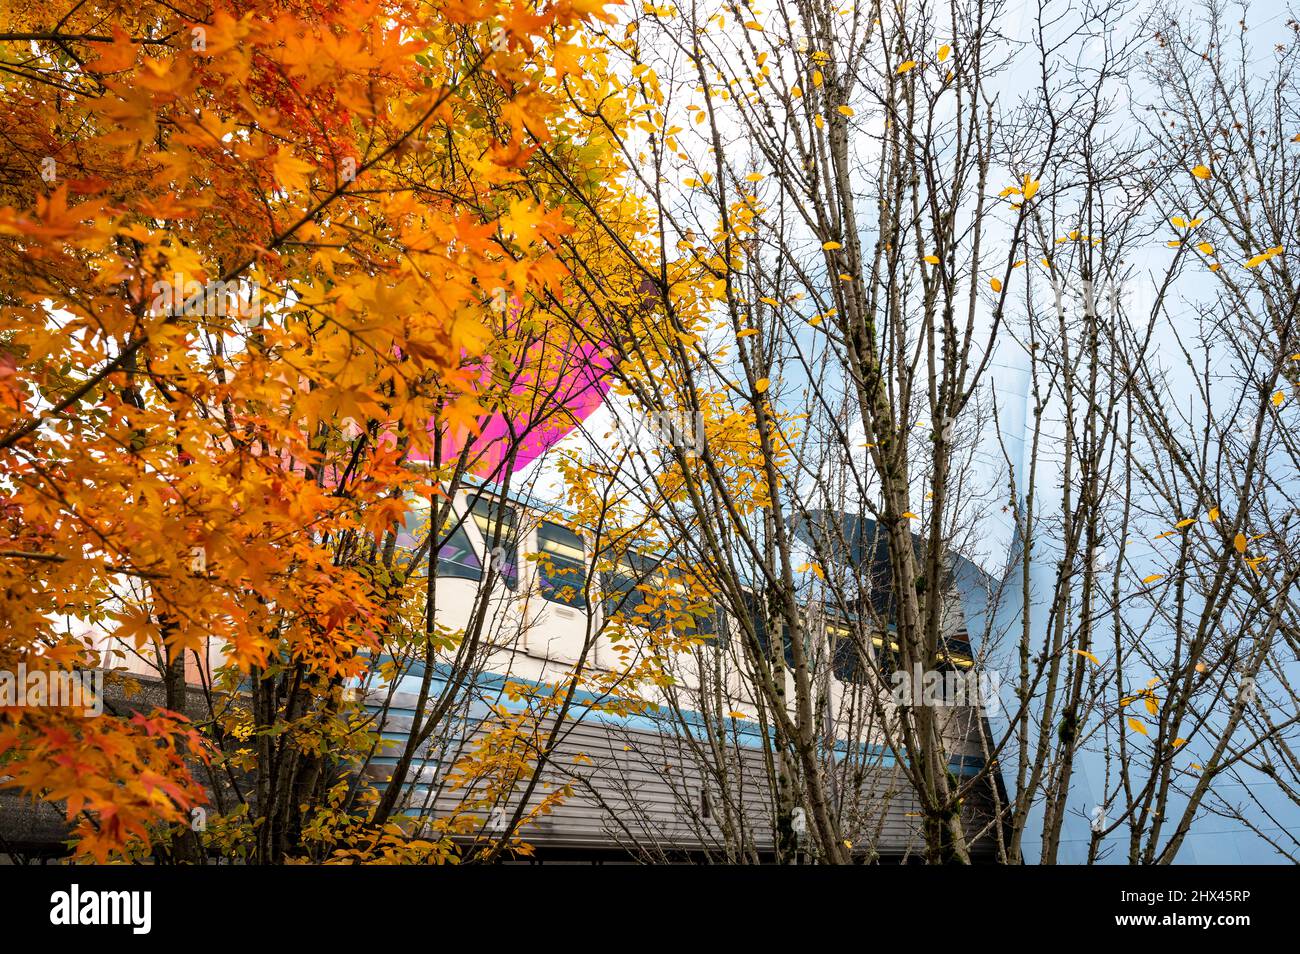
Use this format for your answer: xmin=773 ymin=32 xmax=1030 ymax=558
xmin=872 ymin=632 xmax=901 ymax=678
xmin=538 ymin=521 xmax=586 ymax=608
xmin=394 ymin=501 xmax=482 ymax=581
xmin=434 ymin=519 xmax=481 ymax=581
xmin=602 ymin=564 xmax=639 ymax=621
xmin=939 ymin=634 xmax=974 ymax=670
xmin=601 ymin=552 xmax=662 ymax=626
xmin=470 ymin=495 xmax=518 ymax=589
xmin=742 ymin=590 xmax=794 ymax=666
xmin=666 ymin=567 xmax=720 ymax=642
xmin=395 ymin=499 xmax=428 ymax=552
xmin=694 ymin=604 xmax=724 ymax=645
xmin=830 ymin=623 xmax=867 ymax=684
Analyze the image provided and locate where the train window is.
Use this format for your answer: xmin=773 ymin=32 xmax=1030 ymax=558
xmin=537 ymin=521 xmax=587 ymax=608
xmin=939 ymin=634 xmax=974 ymax=670
xmin=741 ymin=591 xmax=795 ymax=666
xmin=470 ymin=496 xmax=518 ymax=589
xmin=395 ymin=500 xmax=427 ymax=553
xmin=433 ymin=519 xmax=482 ymax=581
xmin=666 ymin=568 xmax=722 ymax=644
xmin=694 ymin=605 xmax=727 ymax=648
xmin=872 ymin=632 xmax=901 ymax=678
xmin=830 ymin=623 xmax=868 ymax=684
xmin=601 ymin=552 xmax=657 ymax=624
xmin=601 ymin=556 xmax=719 ymax=641
xmin=395 ymin=501 xmax=481 ymax=581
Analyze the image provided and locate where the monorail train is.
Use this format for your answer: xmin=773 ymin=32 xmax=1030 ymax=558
xmin=0 ymin=480 xmax=1002 ymax=863
xmin=351 ymin=480 xmax=1003 ymax=862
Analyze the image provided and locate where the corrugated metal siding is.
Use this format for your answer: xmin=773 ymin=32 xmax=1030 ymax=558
xmin=363 ymin=707 xmax=1000 ymax=861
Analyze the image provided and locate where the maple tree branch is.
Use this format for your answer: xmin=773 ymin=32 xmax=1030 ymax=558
xmin=0 ymin=48 xmax=488 ymax=455
xmin=0 ymin=549 xmax=63 ymax=562
xmin=0 ymin=335 xmax=146 ymax=450
xmin=0 ymin=549 xmax=168 ymax=579
xmin=0 ymin=32 xmax=175 ymax=43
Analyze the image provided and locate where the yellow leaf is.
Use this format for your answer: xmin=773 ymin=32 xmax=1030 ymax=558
xmin=937 ymin=44 xmax=951 ymax=62
xmin=1174 ymin=518 xmax=1196 ymax=528
xmin=1207 ymin=507 xmax=1220 ymax=522
xmin=1245 ymin=246 xmax=1282 ymax=268
xmin=745 ymin=172 xmax=765 ymax=182
xmin=1021 ymin=175 xmax=1040 ymax=200
xmin=754 ymin=378 xmax=770 ymax=393
xmin=837 ymin=105 xmax=854 ymax=116
xmin=726 ymin=710 xmax=749 ymax=720
xmin=1272 ymin=390 xmax=1285 ymax=407
xmin=1197 ymin=242 xmax=1214 ymax=255
xmin=273 ymin=150 xmax=315 ymax=193
xmin=1141 ymin=573 xmax=1165 ymax=584
xmin=1074 ymin=649 xmax=1100 ymax=665
xmin=989 ymin=276 xmax=1003 ymax=292
xmin=812 ymin=69 xmax=823 ymax=87
xmin=1172 ymin=737 xmax=1187 ymax=748
xmin=1171 ymin=216 xmax=1188 ymax=228
xmin=923 ymin=254 xmax=940 ymax=265
xmin=822 ymin=240 xmax=842 ymax=250
xmin=1233 ymin=532 xmax=1247 ymax=553
xmin=1145 ymin=695 xmax=1159 ymax=716
xmin=1127 ymin=717 xmax=1149 ymax=736
xmin=901 ymin=511 xmax=918 ymax=519
xmin=737 ymin=328 xmax=759 ymax=338
xmin=1191 ymin=164 xmax=1211 ymax=180
xmin=896 ymin=60 xmax=917 ymax=74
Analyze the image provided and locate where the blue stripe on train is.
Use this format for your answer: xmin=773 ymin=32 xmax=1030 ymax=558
xmin=359 ymin=658 xmax=985 ymax=778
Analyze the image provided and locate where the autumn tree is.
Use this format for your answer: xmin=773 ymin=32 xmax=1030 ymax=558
xmin=0 ymin=0 xmax=629 ymax=863
xmin=3 ymin=0 xmax=1296 ymax=868
xmin=535 ymin=0 xmax=1300 ymax=864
